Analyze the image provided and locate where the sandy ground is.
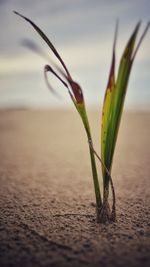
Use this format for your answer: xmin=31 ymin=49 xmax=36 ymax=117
xmin=0 ymin=109 xmax=149 ymax=267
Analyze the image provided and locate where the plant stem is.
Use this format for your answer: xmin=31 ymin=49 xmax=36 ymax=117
xmin=87 ymin=134 xmax=102 ymax=209
xmin=76 ymin=106 xmax=102 ymax=213
xmin=88 ymin=141 xmax=116 ymax=222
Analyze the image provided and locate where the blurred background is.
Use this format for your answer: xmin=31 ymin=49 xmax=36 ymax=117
xmin=0 ymin=0 xmax=150 ymax=110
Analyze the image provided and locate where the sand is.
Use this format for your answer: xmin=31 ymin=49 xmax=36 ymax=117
xmin=0 ymin=109 xmax=149 ymax=267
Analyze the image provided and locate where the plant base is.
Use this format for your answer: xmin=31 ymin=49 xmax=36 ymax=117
xmin=96 ymin=201 xmax=116 ymax=223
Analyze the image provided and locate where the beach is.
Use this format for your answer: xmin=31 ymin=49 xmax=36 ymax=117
xmin=0 ymin=109 xmax=149 ymax=267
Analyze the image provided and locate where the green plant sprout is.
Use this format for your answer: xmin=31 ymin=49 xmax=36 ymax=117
xmin=14 ymin=11 xmax=149 ymax=223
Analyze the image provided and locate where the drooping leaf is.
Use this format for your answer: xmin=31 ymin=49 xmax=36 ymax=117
xmin=14 ymin=11 xmax=71 ymax=79
xmin=44 ymin=64 xmax=67 ymax=98
xmin=14 ymin=11 xmax=85 ymax=107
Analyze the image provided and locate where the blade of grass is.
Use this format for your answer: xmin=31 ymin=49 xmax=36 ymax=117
xmin=77 ymin=105 xmax=102 ymax=209
xmin=102 ymin=21 xmax=150 ymax=200
xmin=105 ymin=22 xmax=141 ymax=177
xmin=101 ymin=22 xmax=118 ymax=199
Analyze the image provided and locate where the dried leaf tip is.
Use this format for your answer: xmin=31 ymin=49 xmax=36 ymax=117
xmin=132 ymin=21 xmax=150 ymax=61
xmin=106 ymin=20 xmax=118 ymax=92
xmin=123 ymin=21 xmax=141 ymax=61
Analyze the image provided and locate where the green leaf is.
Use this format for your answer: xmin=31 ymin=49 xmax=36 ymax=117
xmin=101 ymin=23 xmax=117 ymax=179
xmin=102 ymin=22 xmax=141 ymax=194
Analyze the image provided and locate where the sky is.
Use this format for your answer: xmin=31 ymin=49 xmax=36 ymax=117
xmin=0 ymin=0 xmax=150 ymax=110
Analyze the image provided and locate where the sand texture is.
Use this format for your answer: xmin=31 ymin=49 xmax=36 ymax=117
xmin=0 ymin=109 xmax=150 ymax=267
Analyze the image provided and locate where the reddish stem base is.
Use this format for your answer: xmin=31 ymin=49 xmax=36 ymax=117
xmin=96 ymin=201 xmax=116 ymax=224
